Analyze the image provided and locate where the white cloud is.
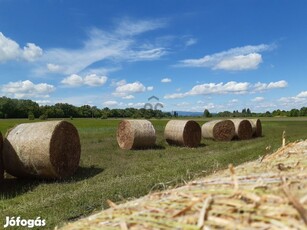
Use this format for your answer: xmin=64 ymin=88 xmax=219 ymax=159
xmin=84 ymin=74 xmax=107 ymax=86
xmin=22 ymin=43 xmax=43 ymax=61
xmin=103 ymin=100 xmax=118 ymax=107
xmin=297 ymin=91 xmax=307 ymax=98
xmin=47 ymin=63 xmax=62 ymax=72
xmin=0 ymin=32 xmax=20 ymax=62
xmin=251 ymin=96 xmax=265 ymax=102
xmin=254 ymin=80 xmax=287 ymax=91
xmin=115 ymin=18 xmax=167 ymax=36
xmin=164 ymin=80 xmax=287 ymax=99
xmin=229 ymin=99 xmax=239 ymax=103
xmin=147 ymin=86 xmax=154 ymax=91
xmin=38 ymin=19 xmax=167 ymax=75
xmin=214 ymin=53 xmax=262 ymax=70
xmin=278 ymin=91 xmax=307 ymax=108
xmin=61 ymin=74 xmax=108 ymax=87
xmin=114 ymin=81 xmax=146 ymax=97
xmin=161 ymin=78 xmax=172 ymax=83
xmin=1 ymin=80 xmax=55 ymax=99
xmin=177 ymin=44 xmax=274 ymax=71
xmin=185 ymin=38 xmax=197 ymax=46
xmin=0 ymin=32 xmax=43 ymax=62
xmin=122 ymin=95 xmax=135 ymax=99
xmin=61 ymin=74 xmax=84 ymax=87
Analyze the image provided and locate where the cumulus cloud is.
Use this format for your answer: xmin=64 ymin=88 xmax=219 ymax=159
xmin=254 ymin=80 xmax=288 ymax=92
xmin=1 ymin=80 xmax=55 ymax=99
xmin=278 ymin=91 xmax=307 ymax=108
xmin=113 ymin=81 xmax=146 ymax=97
xmin=164 ymin=80 xmax=288 ymax=99
xmin=0 ymin=32 xmax=43 ymax=62
xmin=297 ymin=91 xmax=307 ymax=98
xmin=214 ymin=53 xmax=262 ymax=70
xmin=0 ymin=32 xmax=20 ymax=62
xmin=61 ymin=74 xmax=108 ymax=87
xmin=161 ymin=78 xmax=172 ymax=83
xmin=22 ymin=43 xmax=43 ymax=61
xmin=112 ymin=81 xmax=154 ymax=98
xmin=84 ymin=74 xmax=108 ymax=86
xmin=176 ymin=44 xmax=274 ymax=71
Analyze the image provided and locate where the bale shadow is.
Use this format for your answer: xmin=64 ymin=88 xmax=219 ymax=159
xmin=0 ymin=166 xmax=104 ymax=198
xmin=63 ymin=166 xmax=104 ymax=182
xmin=132 ymin=144 xmax=166 ymax=150
xmin=0 ymin=178 xmax=39 ymax=199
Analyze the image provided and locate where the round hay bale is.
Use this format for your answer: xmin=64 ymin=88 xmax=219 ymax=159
xmin=201 ymin=120 xmax=235 ymax=141
xmin=164 ymin=120 xmax=201 ymax=147
xmin=117 ymin=119 xmax=156 ymax=150
xmin=248 ymin=119 xmax=262 ymax=137
xmin=3 ymin=121 xmax=81 ymax=179
xmin=230 ymin=119 xmax=253 ymax=140
xmin=0 ymin=131 xmax=3 ymax=181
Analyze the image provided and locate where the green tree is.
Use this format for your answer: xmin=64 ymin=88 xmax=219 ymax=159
xmin=203 ymin=109 xmax=212 ymax=117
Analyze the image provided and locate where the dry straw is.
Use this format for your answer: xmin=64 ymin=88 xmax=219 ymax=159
xmin=248 ymin=119 xmax=262 ymax=137
xmin=60 ymin=139 xmax=307 ymax=229
xmin=164 ymin=120 xmax=201 ymax=147
xmin=116 ymin=119 xmax=156 ymax=150
xmin=3 ymin=121 xmax=81 ymax=179
xmin=231 ymin=119 xmax=253 ymax=140
xmin=202 ymin=119 xmax=235 ymax=141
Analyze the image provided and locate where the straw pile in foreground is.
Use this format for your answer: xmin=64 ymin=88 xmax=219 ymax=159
xmin=3 ymin=121 xmax=81 ymax=179
xmin=164 ymin=120 xmax=201 ymax=147
xmin=231 ymin=119 xmax=253 ymax=140
xmin=60 ymin=139 xmax=307 ymax=230
xmin=202 ymin=119 xmax=235 ymax=141
xmin=116 ymin=119 xmax=156 ymax=150
xmin=249 ymin=119 xmax=262 ymax=137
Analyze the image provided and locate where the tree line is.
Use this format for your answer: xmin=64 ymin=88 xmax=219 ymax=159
xmin=203 ymin=107 xmax=307 ymax=118
xmin=0 ymin=97 xmax=306 ymax=119
xmin=0 ymin=97 xmax=171 ymax=119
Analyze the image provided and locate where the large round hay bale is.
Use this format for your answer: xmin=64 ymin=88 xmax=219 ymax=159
xmin=117 ymin=119 xmax=156 ymax=150
xmin=248 ymin=119 xmax=262 ymax=137
xmin=3 ymin=121 xmax=81 ymax=179
xmin=201 ymin=120 xmax=235 ymax=141
xmin=0 ymin=132 xmax=3 ymax=181
xmin=230 ymin=119 xmax=253 ymax=140
xmin=164 ymin=120 xmax=201 ymax=147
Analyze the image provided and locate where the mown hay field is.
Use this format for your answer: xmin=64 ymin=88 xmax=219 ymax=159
xmin=0 ymin=117 xmax=306 ymax=229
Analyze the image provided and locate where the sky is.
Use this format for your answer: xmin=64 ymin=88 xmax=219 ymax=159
xmin=0 ymin=0 xmax=306 ymax=113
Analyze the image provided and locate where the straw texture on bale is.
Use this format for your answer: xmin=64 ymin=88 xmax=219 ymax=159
xmin=249 ymin=118 xmax=262 ymax=137
xmin=61 ymin=140 xmax=307 ymax=230
xmin=3 ymin=121 xmax=81 ymax=179
xmin=231 ymin=119 xmax=253 ymax=140
xmin=0 ymin=132 xmax=3 ymax=181
xmin=116 ymin=119 xmax=156 ymax=150
xmin=201 ymin=120 xmax=235 ymax=141
xmin=164 ymin=120 xmax=201 ymax=147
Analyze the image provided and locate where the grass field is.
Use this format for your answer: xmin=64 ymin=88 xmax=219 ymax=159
xmin=0 ymin=117 xmax=307 ymax=229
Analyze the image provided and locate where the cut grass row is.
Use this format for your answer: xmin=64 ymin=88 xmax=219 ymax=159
xmin=0 ymin=117 xmax=306 ymax=229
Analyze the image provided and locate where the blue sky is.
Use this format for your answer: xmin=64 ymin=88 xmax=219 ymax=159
xmin=0 ymin=0 xmax=306 ymax=112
